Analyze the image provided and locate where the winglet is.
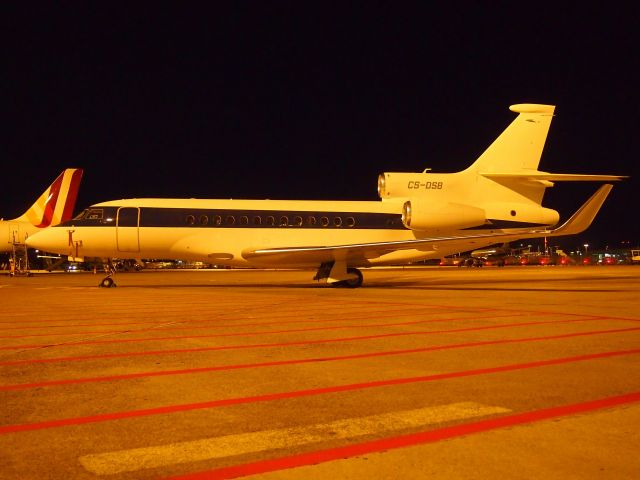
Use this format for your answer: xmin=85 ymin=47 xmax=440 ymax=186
xmin=546 ymin=184 xmax=613 ymax=237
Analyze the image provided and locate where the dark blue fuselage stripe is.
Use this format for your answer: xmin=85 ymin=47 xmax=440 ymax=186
xmin=64 ymin=206 xmax=408 ymax=230
xmin=62 ymin=206 xmax=546 ymax=231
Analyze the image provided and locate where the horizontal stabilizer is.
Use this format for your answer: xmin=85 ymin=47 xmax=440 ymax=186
xmin=481 ymin=172 xmax=627 ymax=182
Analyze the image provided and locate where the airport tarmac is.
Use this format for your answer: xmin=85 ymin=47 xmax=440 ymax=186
xmin=1 ymin=265 xmax=639 ymax=479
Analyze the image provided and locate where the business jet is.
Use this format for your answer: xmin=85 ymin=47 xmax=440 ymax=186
xmin=2 ymin=168 xmax=83 ymax=253
xmin=26 ymin=104 xmax=625 ymax=288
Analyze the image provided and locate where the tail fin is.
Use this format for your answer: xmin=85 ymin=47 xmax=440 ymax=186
xmin=466 ymin=104 xmax=625 ymax=206
xmin=14 ymin=168 xmax=84 ymax=227
xmin=468 ymin=104 xmax=556 ymax=173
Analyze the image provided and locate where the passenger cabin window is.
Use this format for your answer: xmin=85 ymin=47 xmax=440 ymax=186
xmin=176 ymin=212 xmax=357 ymax=228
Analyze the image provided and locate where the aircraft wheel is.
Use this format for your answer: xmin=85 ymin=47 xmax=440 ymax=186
xmin=99 ymin=277 xmax=116 ymax=288
xmin=336 ymin=268 xmax=363 ymax=288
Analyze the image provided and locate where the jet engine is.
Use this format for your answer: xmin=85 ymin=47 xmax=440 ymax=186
xmin=402 ymin=200 xmax=486 ymax=231
xmin=483 ymin=203 xmax=559 ymax=227
xmin=378 ymin=172 xmax=451 ymax=199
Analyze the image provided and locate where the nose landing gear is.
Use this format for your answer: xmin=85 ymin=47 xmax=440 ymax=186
xmin=99 ymin=260 xmax=117 ymax=288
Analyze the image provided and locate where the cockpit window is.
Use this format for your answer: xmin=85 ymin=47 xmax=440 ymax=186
xmin=85 ymin=209 xmax=104 ymax=220
xmin=73 ymin=210 xmax=88 ymax=220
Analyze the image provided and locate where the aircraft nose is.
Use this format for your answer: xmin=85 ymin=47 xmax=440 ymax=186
xmin=26 ymin=228 xmax=68 ymax=255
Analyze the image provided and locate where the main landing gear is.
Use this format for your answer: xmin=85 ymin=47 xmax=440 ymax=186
xmin=314 ymin=262 xmax=364 ymax=288
xmin=99 ymin=260 xmax=117 ymax=288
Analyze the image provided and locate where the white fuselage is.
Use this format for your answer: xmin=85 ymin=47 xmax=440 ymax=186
xmin=25 ymin=196 xmax=550 ymax=268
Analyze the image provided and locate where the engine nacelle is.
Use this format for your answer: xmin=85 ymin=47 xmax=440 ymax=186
xmin=402 ymin=200 xmax=486 ymax=231
xmin=378 ymin=172 xmax=450 ymax=199
xmin=483 ymin=203 xmax=559 ymax=227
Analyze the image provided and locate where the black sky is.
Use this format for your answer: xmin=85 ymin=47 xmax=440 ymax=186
xmin=4 ymin=3 xmax=639 ymax=248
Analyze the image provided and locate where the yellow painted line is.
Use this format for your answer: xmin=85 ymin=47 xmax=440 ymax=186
xmin=79 ymin=402 xmax=510 ymax=475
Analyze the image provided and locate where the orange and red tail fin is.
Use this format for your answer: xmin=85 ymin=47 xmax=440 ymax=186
xmin=14 ymin=168 xmax=84 ymax=227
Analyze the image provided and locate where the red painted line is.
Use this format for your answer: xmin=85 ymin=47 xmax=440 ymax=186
xmin=165 ymin=390 xmax=640 ymax=479
xmin=2 ymin=326 xmax=639 ymax=391
xmin=1 ymin=302 xmax=634 ymax=328
xmin=0 ymin=312 xmax=524 ymax=350
xmin=0 ymin=316 xmax=603 ymax=367
xmin=327 ymin=299 xmax=640 ymax=324
xmin=1 ymin=348 xmax=638 ymax=435
xmin=0 ymin=305 xmax=440 ymax=331
xmin=0 ymin=307 xmax=466 ymax=338
xmin=0 ymin=299 xmax=457 ymax=325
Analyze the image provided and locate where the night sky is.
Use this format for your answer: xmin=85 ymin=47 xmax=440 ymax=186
xmin=4 ymin=4 xmax=639 ymax=249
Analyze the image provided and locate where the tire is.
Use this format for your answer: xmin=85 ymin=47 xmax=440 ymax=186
xmin=99 ymin=277 xmax=116 ymax=288
xmin=338 ymin=268 xmax=363 ymax=288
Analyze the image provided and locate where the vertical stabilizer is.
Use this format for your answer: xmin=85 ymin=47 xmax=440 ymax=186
xmin=468 ymin=104 xmax=555 ymax=173
xmin=14 ymin=168 xmax=84 ymax=227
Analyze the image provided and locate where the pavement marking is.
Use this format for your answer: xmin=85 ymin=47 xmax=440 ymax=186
xmin=0 ymin=311 xmax=601 ymax=351
xmin=3 ymin=325 xmax=639 ymax=391
xmin=0 ymin=309 xmax=515 ymax=339
xmin=0 ymin=305 xmax=441 ymax=331
xmin=1 ymin=348 xmax=638 ymax=435
xmin=0 ymin=327 xmax=640 ymax=391
xmin=0 ymin=318 xmax=627 ymax=367
xmin=163 ymin=391 xmax=640 ymax=480
xmin=78 ymin=402 xmax=510 ymax=475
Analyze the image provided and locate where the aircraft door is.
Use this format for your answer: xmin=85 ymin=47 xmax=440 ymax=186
xmin=116 ymin=207 xmax=140 ymax=253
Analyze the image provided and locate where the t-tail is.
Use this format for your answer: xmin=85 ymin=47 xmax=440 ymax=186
xmin=468 ymin=103 xmax=625 ymax=205
xmin=12 ymin=168 xmax=84 ymax=227
xmin=466 ymin=103 xmax=556 ymax=206
xmin=379 ymin=104 xmax=626 ymax=233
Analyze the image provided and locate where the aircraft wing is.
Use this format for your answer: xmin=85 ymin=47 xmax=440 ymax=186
xmin=242 ymin=184 xmax=614 ymax=266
